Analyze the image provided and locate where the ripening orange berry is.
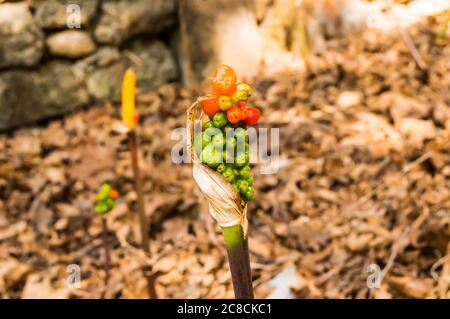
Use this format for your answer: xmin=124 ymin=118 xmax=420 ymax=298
xmin=109 ymin=189 xmax=119 ymax=200
xmin=211 ymin=64 xmax=237 ymax=96
xmin=133 ymin=113 xmax=140 ymax=124
xmin=226 ymin=106 xmax=241 ymax=124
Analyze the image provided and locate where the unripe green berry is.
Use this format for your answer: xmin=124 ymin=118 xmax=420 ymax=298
xmin=213 ymin=112 xmax=228 ymax=128
xmin=201 ymin=143 xmax=222 ymax=168
xmin=212 ymin=133 xmax=225 ymax=149
xmin=222 ymin=166 xmax=235 ymax=183
xmin=226 ymin=136 xmax=237 ymax=149
xmin=95 ymin=202 xmax=108 ymax=215
xmin=239 ymin=165 xmax=251 ymax=179
xmin=237 ymin=82 xmax=252 ymax=97
xmin=105 ymin=198 xmax=116 ymax=210
xmin=243 ymin=186 xmax=255 ymax=202
xmin=203 ymin=121 xmax=214 ymax=130
xmin=216 ymin=163 xmax=226 ymax=173
xmin=235 ymin=152 xmax=246 ymax=167
xmin=247 ymin=174 xmax=254 ymax=185
xmin=233 ymin=127 xmax=247 ymax=140
xmin=236 ymin=179 xmax=249 ymax=194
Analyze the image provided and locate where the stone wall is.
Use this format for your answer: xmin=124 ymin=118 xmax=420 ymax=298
xmin=0 ymin=0 xmax=179 ymax=130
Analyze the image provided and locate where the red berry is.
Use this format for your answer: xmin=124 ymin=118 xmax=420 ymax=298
xmin=242 ymin=107 xmax=260 ymax=125
xmin=199 ymin=95 xmax=220 ymax=117
xmin=211 ymin=64 xmax=237 ymax=96
xmin=239 ymin=107 xmax=248 ymax=120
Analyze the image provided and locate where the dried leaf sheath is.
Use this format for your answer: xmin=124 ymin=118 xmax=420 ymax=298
xmin=186 ymin=101 xmax=248 ymax=233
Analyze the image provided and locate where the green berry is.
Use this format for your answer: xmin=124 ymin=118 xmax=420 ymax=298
xmin=237 ymin=82 xmax=252 ymax=97
xmin=203 ymin=121 xmax=214 ymax=130
xmin=201 ymin=132 xmax=211 ymax=148
xmin=222 ymin=166 xmax=235 ymax=183
xmin=230 ymin=89 xmax=247 ymax=104
xmin=203 ymin=127 xmax=222 ymax=147
xmin=96 ymin=192 xmax=108 ymax=202
xmin=236 ymin=179 xmax=249 ymax=194
xmin=95 ymin=203 xmax=108 ymax=215
xmin=223 ymin=149 xmax=233 ymax=164
xmin=105 ymin=198 xmax=116 ymax=210
xmin=100 ymin=183 xmax=112 ymax=194
xmin=96 ymin=183 xmax=112 ymax=202
xmin=225 ymin=136 xmax=237 ymax=149
xmin=213 ymin=111 xmax=228 ymax=128
xmin=216 ymin=163 xmax=226 ymax=173
xmin=201 ymin=143 xmax=222 ymax=168
xmin=233 ymin=127 xmax=247 ymax=140
xmin=247 ymin=174 xmax=254 ymax=185
xmin=239 ymin=165 xmax=251 ymax=179
xmin=212 ymin=133 xmax=225 ymax=149
xmin=243 ymin=186 xmax=255 ymax=202
xmin=235 ymin=152 xmax=246 ymax=167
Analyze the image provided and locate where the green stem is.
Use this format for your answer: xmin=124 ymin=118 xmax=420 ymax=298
xmin=222 ymin=225 xmax=254 ymax=299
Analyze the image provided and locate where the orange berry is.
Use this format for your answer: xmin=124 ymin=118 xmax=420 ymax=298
xmin=239 ymin=107 xmax=248 ymax=120
xmin=211 ymin=64 xmax=237 ymax=96
xmin=238 ymin=100 xmax=247 ymax=107
xmin=226 ymin=106 xmax=241 ymax=124
xmin=109 ymin=189 xmax=119 ymax=200
xmin=199 ymin=94 xmax=220 ymax=117
xmin=133 ymin=113 xmax=140 ymax=124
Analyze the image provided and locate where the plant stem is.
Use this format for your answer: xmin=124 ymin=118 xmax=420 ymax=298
xmin=222 ymin=225 xmax=254 ymax=299
xmin=127 ymin=130 xmax=158 ymax=299
xmin=101 ymin=217 xmax=110 ymax=299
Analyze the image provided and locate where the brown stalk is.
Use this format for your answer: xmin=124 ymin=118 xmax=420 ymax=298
xmin=101 ymin=217 xmax=111 ymax=299
xmin=127 ymin=129 xmax=157 ymax=299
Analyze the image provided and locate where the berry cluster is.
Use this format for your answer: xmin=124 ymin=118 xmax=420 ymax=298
xmin=95 ymin=183 xmax=119 ymax=215
xmin=197 ymin=65 xmax=261 ymax=202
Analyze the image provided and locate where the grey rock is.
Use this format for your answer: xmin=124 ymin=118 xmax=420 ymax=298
xmin=86 ymin=41 xmax=177 ymax=101
xmin=130 ymin=40 xmax=178 ymax=91
xmin=32 ymin=0 xmax=98 ymax=29
xmin=94 ymin=0 xmax=175 ymax=45
xmin=46 ymin=30 xmax=96 ymax=58
xmin=86 ymin=58 xmax=128 ymax=101
xmin=0 ymin=2 xmax=44 ymax=68
xmin=0 ymin=62 xmax=90 ymax=131
xmin=74 ymin=47 xmax=121 ymax=75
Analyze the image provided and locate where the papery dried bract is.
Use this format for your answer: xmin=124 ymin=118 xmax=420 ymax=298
xmin=187 ymin=102 xmax=248 ymax=236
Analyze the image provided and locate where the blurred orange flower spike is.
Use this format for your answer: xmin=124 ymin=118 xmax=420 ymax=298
xmin=121 ymin=68 xmax=137 ymax=129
